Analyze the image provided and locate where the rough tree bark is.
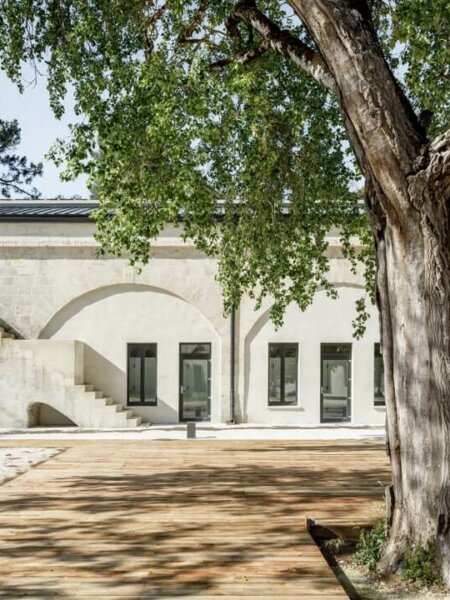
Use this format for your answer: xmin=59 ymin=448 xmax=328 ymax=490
xmin=284 ymin=0 xmax=450 ymax=581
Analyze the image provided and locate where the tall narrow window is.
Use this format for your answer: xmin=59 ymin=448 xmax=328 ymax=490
xmin=127 ymin=344 xmax=157 ymax=405
xmin=268 ymin=343 xmax=298 ymax=406
xmin=179 ymin=343 xmax=211 ymax=422
xmin=320 ymin=344 xmax=352 ymax=422
xmin=374 ymin=343 xmax=385 ymax=406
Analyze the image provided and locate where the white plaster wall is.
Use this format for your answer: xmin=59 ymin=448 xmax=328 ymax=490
xmin=0 ymin=215 xmax=386 ymax=426
xmin=46 ymin=288 xmax=221 ymax=424
xmin=0 ymin=219 xmax=232 ymax=424
xmin=0 ymin=339 xmax=83 ymax=427
xmin=241 ymin=286 xmax=385 ymax=425
xmin=0 ymin=221 xmax=226 ymax=341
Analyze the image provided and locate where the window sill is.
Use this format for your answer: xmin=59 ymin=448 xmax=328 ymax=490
xmin=268 ymin=405 xmax=304 ymax=411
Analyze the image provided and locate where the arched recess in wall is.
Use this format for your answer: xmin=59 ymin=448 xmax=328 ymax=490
xmin=38 ymin=282 xmax=223 ymax=419
xmin=39 ymin=283 xmax=221 ymax=339
xmin=28 ymin=402 xmax=77 ymax=427
xmin=242 ymin=283 xmax=367 ymax=421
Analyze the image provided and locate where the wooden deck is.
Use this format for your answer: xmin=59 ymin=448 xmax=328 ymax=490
xmin=0 ymin=439 xmax=390 ymax=598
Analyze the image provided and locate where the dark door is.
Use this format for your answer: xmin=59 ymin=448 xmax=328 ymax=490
xmin=127 ymin=343 xmax=157 ymax=405
xmin=179 ymin=343 xmax=211 ymax=422
xmin=320 ymin=343 xmax=352 ymax=422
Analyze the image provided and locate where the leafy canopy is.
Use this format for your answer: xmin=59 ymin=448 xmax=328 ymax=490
xmin=0 ymin=118 xmax=42 ymax=198
xmin=0 ymin=1 xmax=448 ymax=325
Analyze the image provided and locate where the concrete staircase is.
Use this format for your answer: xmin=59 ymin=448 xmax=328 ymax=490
xmin=72 ymin=384 xmax=146 ymax=428
xmin=0 ymin=328 xmax=148 ymax=428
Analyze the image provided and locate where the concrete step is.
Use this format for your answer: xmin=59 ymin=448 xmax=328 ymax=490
xmin=74 ymin=384 xmax=94 ymax=393
xmin=102 ymin=403 xmax=124 ymax=414
xmin=94 ymin=405 xmax=122 ymax=423
xmin=126 ymin=416 xmax=142 ymax=427
xmin=113 ymin=404 xmax=126 ymax=413
xmin=78 ymin=391 xmax=99 ymax=401
xmin=92 ymin=396 xmax=112 ymax=408
xmin=69 ymin=382 xmax=143 ymax=428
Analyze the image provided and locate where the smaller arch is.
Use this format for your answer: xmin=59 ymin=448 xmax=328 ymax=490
xmin=242 ymin=283 xmax=367 ymax=421
xmin=27 ymin=403 xmax=77 ymax=427
xmin=244 ymin=283 xmax=366 ymax=349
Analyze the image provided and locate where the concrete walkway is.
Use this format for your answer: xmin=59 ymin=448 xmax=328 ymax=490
xmin=0 ymin=424 xmax=386 ymax=441
xmin=0 ymin=439 xmax=390 ymax=598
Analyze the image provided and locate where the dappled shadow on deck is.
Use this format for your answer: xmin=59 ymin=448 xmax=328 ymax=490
xmin=0 ymin=441 xmax=389 ymax=597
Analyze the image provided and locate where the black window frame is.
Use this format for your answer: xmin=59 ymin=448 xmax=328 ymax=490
xmin=268 ymin=343 xmax=299 ymax=406
xmin=179 ymin=342 xmax=212 ymax=422
xmin=374 ymin=342 xmax=385 ymax=407
xmin=127 ymin=343 xmax=158 ymax=406
xmin=320 ymin=343 xmax=352 ymax=423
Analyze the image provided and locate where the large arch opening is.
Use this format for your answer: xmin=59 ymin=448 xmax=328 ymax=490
xmin=28 ymin=403 xmax=77 ymax=427
xmin=39 ymin=283 xmax=184 ymax=339
xmin=37 ymin=282 xmax=222 ymax=424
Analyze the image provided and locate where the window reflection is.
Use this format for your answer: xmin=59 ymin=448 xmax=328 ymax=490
xmin=127 ymin=344 xmax=157 ymax=405
xmin=374 ymin=343 xmax=385 ymax=406
xmin=321 ymin=344 xmax=351 ymax=422
xmin=268 ymin=344 xmax=298 ymax=406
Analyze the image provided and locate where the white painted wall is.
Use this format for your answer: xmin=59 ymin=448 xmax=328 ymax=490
xmin=0 ymin=210 xmax=386 ymax=426
xmin=240 ymin=287 xmax=385 ymax=425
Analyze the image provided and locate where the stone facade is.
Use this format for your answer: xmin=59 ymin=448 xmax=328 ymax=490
xmin=0 ymin=201 xmax=385 ymax=427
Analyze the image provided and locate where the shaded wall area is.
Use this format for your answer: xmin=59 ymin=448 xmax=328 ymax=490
xmin=28 ymin=403 xmax=76 ymax=427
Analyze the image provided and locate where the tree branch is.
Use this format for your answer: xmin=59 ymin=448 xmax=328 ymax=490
xmin=143 ymin=3 xmax=168 ymax=51
xmin=210 ymin=40 xmax=270 ymax=69
xmin=177 ymin=0 xmax=208 ymax=43
xmin=0 ymin=178 xmax=39 ymax=198
xmin=232 ymin=1 xmax=336 ymax=91
xmin=226 ymin=13 xmax=244 ymax=52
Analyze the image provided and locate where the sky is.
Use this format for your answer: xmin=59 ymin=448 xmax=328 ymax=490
xmin=0 ymin=67 xmax=89 ymax=199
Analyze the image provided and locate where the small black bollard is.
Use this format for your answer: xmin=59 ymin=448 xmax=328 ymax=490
xmin=187 ymin=421 xmax=196 ymax=439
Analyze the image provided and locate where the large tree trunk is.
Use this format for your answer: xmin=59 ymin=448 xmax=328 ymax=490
xmin=374 ymin=131 xmax=450 ymax=578
xmin=287 ymin=0 xmax=450 ymax=582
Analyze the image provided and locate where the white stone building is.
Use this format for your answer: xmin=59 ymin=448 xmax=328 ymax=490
xmin=0 ymin=200 xmax=386 ymax=428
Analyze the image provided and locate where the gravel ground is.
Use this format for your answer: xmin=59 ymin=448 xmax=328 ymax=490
xmin=0 ymin=447 xmax=61 ymax=485
xmin=340 ymin=560 xmax=450 ymax=599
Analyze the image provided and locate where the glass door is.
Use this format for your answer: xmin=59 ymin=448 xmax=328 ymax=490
xmin=179 ymin=343 xmax=211 ymax=422
xmin=320 ymin=343 xmax=351 ymax=422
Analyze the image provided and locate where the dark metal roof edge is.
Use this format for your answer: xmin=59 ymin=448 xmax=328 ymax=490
xmin=0 ymin=201 xmax=299 ymax=222
xmin=0 ymin=202 xmax=98 ymax=222
xmin=0 ymin=216 xmax=95 ymax=222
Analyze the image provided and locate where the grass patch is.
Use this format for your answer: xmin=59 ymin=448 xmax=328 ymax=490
xmin=402 ymin=539 xmax=442 ymax=586
xmin=353 ymin=519 xmax=386 ymax=572
xmin=323 ymin=537 xmax=345 ymax=554
xmin=353 ymin=520 xmax=442 ymax=588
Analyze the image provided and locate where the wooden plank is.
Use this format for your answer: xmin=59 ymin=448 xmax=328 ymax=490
xmin=0 ymin=439 xmax=389 ymax=598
